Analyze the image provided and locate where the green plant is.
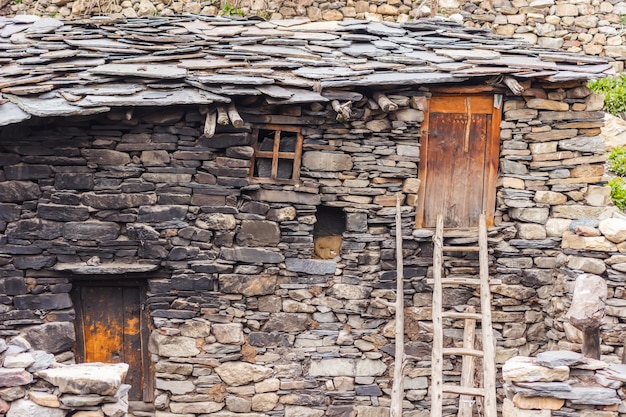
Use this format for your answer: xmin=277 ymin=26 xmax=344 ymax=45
xmin=609 ymin=177 xmax=626 ymax=210
xmin=609 ymin=146 xmax=626 ymax=176
xmin=588 ymin=74 xmax=626 ymax=116
xmin=220 ymin=1 xmax=244 ymax=16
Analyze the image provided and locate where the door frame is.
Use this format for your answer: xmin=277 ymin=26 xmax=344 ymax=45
xmin=416 ymin=92 xmax=502 ymax=229
xmin=71 ymin=278 xmax=154 ymax=402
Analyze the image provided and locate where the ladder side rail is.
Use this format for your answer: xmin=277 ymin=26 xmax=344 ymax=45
xmin=479 ymin=213 xmax=498 ymax=417
xmin=430 ymin=214 xmax=445 ymax=417
xmin=457 ymin=306 xmax=477 ymax=417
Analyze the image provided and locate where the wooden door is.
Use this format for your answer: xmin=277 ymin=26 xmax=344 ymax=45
xmin=73 ymin=282 xmax=152 ymax=402
xmin=416 ymin=94 xmax=501 ymax=228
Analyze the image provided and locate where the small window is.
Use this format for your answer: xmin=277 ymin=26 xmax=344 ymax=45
xmin=313 ymin=206 xmax=346 ymax=260
xmin=251 ymin=125 xmax=303 ymax=183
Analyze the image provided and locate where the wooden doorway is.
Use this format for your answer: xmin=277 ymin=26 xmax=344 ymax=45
xmin=72 ymin=280 xmax=153 ymax=402
xmin=416 ymin=94 xmax=501 ymax=228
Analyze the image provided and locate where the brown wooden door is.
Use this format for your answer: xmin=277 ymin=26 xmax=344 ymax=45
xmin=416 ymin=94 xmax=501 ymax=228
xmin=73 ymin=283 xmax=152 ymax=402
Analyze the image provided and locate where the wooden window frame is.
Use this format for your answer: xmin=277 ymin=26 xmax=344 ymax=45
xmin=416 ymin=93 xmax=502 ymax=229
xmin=250 ymin=124 xmax=303 ymax=184
xmin=71 ymin=278 xmax=154 ymax=403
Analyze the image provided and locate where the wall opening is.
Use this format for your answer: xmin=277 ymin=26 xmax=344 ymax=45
xmin=313 ymin=206 xmax=346 ymax=259
xmin=71 ymin=279 xmax=153 ymax=403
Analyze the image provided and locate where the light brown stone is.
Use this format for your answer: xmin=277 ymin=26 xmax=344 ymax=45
xmin=562 ymin=231 xmax=618 ymax=251
xmin=502 ymin=357 xmax=569 ymax=383
xmin=503 ymin=398 xmax=550 ymax=417
xmin=526 ymin=98 xmax=569 ymax=111
xmin=512 ymin=394 xmax=564 ymax=410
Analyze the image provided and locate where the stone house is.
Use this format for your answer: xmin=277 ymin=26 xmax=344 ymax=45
xmin=0 ymin=13 xmax=620 ymax=417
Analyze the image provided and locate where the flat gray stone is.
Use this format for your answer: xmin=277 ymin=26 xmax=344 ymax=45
xmin=285 ymin=258 xmax=337 ymax=275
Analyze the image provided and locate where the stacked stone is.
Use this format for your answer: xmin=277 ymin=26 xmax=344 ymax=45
xmin=2 ymin=78 xmax=625 ymax=417
xmin=4 ymin=0 xmax=626 ymax=69
xmin=0 ymin=335 xmax=129 ymax=417
xmin=493 ymin=83 xmax=618 ymax=361
xmin=503 ymin=351 xmax=625 ymax=416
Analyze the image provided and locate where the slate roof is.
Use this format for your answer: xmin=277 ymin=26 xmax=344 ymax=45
xmin=0 ymin=14 xmax=613 ymax=127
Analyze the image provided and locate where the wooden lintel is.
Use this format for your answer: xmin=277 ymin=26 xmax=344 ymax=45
xmin=227 ymin=102 xmax=244 ymax=128
xmin=204 ymin=111 xmax=216 ymax=138
xmin=216 ymin=105 xmax=229 ymax=125
xmin=373 ymin=92 xmax=398 ymax=112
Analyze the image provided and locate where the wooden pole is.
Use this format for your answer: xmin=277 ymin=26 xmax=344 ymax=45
xmin=430 ymin=214 xmax=444 ymax=417
xmin=390 ymin=194 xmax=406 ymax=417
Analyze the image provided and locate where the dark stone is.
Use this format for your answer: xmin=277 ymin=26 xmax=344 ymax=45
xmin=346 ymin=212 xmax=367 ymax=232
xmin=152 ymin=309 xmax=196 ymax=319
xmin=50 ymin=193 xmax=82 ymax=205
xmin=240 ymin=201 xmax=270 ymax=215
xmin=4 ymin=164 xmax=52 ymax=180
xmin=285 ymin=258 xmax=336 ymax=275
xmin=219 ymin=274 xmax=277 ymax=296
xmin=158 ymin=194 xmax=192 ymax=205
xmin=168 ymin=247 xmax=200 ymax=261
xmin=0 ymin=153 xmax=20 ymax=166
xmin=13 ymin=293 xmax=72 ymax=310
xmin=249 ymin=189 xmax=321 ymax=205
xmin=248 ymin=332 xmax=292 ymax=347
xmin=2 ymin=245 xmax=42 ymax=255
xmin=262 ymin=313 xmax=310 ymax=332
xmin=326 ymin=405 xmax=357 ymax=417
xmin=2 ymin=277 xmax=27 ymax=295
xmin=137 ymin=205 xmax=188 ymax=223
xmin=63 ymin=221 xmax=120 ymax=241
xmin=149 ymin=279 xmax=171 ymax=294
xmin=190 ymin=261 xmax=233 ymax=274
xmin=23 ymin=322 xmax=75 ymax=354
xmin=236 ymin=220 xmax=280 ymax=247
xmin=81 ymin=149 xmax=131 ymax=165
xmin=0 ymin=181 xmax=41 ymax=202
xmin=355 ymin=385 xmax=383 ymax=396
xmin=127 ymin=224 xmax=160 ymax=241
xmin=522 ymin=269 xmax=554 ymax=286
xmin=13 ymin=255 xmax=56 ymax=270
xmin=279 ymin=393 xmax=327 ymax=406
xmin=200 ymin=133 xmax=252 ymax=149
xmin=55 ymin=173 xmax=94 ymax=190
xmin=207 ymin=165 xmax=250 ymax=178
xmin=217 ymin=177 xmax=250 ymax=187
xmin=8 ymin=219 xmax=62 ymax=240
xmin=82 ymin=192 xmax=156 ymax=209
xmin=38 ymin=204 xmax=89 ymax=221
xmin=0 ymin=204 xmax=20 ymax=222
xmin=381 ymin=341 xmax=431 ymax=360
xmin=225 ymin=146 xmax=254 ymax=159
xmin=221 ymin=247 xmax=284 ymax=264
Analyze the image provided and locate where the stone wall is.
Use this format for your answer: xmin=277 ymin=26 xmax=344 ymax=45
xmin=0 ymin=334 xmax=130 ymax=417
xmin=3 ymin=0 xmax=626 ymax=72
xmin=503 ymin=351 xmax=626 ymax=416
xmin=0 ymin=81 xmax=623 ymax=417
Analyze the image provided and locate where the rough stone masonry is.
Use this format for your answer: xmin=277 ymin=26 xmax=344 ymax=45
xmin=1 ymin=76 xmax=625 ymax=417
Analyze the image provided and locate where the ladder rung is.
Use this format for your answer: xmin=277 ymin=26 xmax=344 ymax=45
xmin=442 ymin=245 xmax=480 ymax=252
xmin=442 ymin=311 xmax=482 ymax=320
xmin=442 ymin=384 xmax=486 ymax=397
xmin=443 ymin=347 xmax=484 ymax=357
xmin=426 ymin=277 xmax=502 ymax=286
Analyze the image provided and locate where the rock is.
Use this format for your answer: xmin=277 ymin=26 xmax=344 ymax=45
xmin=251 ymin=393 xmax=279 ymax=411
xmin=28 ymin=391 xmax=60 ymax=408
xmin=221 ymin=247 xmax=284 ymax=264
xmin=151 ymin=334 xmax=200 ymax=357
xmin=169 ymin=401 xmax=224 ymax=414
xmin=510 ymin=208 xmax=549 ymax=224
xmin=24 ymin=322 xmax=75 ymax=354
xmin=215 ymin=362 xmax=273 ymax=386
xmin=236 ymin=220 xmax=280 ymax=246
xmin=156 ymin=379 xmax=195 ymax=395
xmin=503 ymin=398 xmax=550 ymax=416
xmin=599 ymin=217 xmax=626 ymax=243
xmin=567 ymin=256 xmax=606 ymax=274
xmin=37 ymin=363 xmax=128 ymax=395
xmin=0 ymin=369 xmax=33 ymax=387
xmin=285 ymin=258 xmax=336 ymax=275
xmin=212 ymin=323 xmax=245 ymax=345
xmin=535 ymin=350 xmax=584 ymax=367
xmin=561 ymin=232 xmax=617 ymax=252
xmin=262 ymin=313 xmax=309 ymax=332
xmin=3 ymin=352 xmax=35 ymax=369
xmin=219 ymin=274 xmax=277 ymax=296
xmin=7 ymin=398 xmax=65 ymax=417
xmin=328 ymin=284 xmax=372 ymax=300
xmin=302 ymin=152 xmax=353 ymax=171
xmin=502 ymin=357 xmax=569 ymax=382
xmin=63 ymin=221 xmax=120 ymax=241
xmin=285 ymin=405 xmax=325 ymax=417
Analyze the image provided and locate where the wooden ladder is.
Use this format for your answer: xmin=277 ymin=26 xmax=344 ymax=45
xmin=430 ymin=213 xmax=497 ymax=417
